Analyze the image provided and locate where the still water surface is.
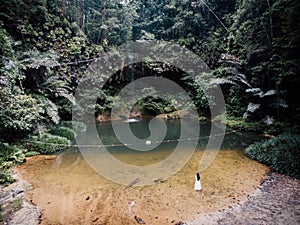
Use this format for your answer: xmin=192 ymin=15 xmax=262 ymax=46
xmin=18 ymin=119 xmax=269 ymax=224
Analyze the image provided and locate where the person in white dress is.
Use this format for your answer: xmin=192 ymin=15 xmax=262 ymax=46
xmin=194 ymin=172 xmax=202 ymax=191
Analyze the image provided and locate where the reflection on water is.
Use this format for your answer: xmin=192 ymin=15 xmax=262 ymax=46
xmin=69 ymin=119 xmax=261 ymax=167
xmin=19 ymin=120 xmax=269 ymax=225
xmin=123 ymin=118 xmax=140 ymax=123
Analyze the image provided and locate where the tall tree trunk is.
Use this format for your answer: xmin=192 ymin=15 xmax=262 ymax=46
xmin=80 ymin=0 xmax=85 ymax=33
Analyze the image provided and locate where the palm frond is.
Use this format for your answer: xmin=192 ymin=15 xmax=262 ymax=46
xmin=44 ymin=99 xmax=60 ymax=124
xmin=268 ymin=98 xmax=288 ymax=108
xmin=262 ymin=89 xmax=276 ymax=97
xmin=246 ymin=103 xmax=261 ymax=112
xmin=210 ymin=77 xmax=236 ymax=85
xmin=58 ymin=92 xmax=76 ymax=105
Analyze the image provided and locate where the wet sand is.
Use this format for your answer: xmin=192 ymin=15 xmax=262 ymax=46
xmin=16 ymin=149 xmax=270 ymax=225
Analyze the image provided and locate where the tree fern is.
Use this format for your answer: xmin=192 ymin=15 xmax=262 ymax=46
xmin=20 ymin=48 xmax=59 ymax=69
xmin=44 ymin=99 xmax=60 ymax=124
xmin=210 ymin=67 xmax=251 ymax=87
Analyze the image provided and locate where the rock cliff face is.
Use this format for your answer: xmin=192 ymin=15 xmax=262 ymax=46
xmin=0 ymin=171 xmax=41 ymax=225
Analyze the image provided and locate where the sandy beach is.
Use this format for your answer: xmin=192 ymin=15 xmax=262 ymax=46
xmin=12 ymin=150 xmax=272 ymax=225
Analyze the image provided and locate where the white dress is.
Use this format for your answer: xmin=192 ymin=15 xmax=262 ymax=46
xmin=194 ymin=175 xmax=202 ymax=191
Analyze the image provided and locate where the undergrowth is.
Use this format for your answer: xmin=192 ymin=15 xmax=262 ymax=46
xmin=25 ymin=133 xmax=70 ymax=154
xmin=215 ymin=114 xmax=297 ymax=134
xmin=246 ymin=134 xmax=300 ymax=179
xmin=0 ymin=121 xmax=80 ymax=185
xmin=59 ymin=121 xmax=87 ymax=133
xmin=49 ymin=126 xmax=76 ymax=140
xmin=0 ymin=142 xmax=25 ymax=185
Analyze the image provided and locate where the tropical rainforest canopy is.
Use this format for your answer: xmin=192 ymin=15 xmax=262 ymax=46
xmin=0 ymin=0 xmax=300 ymax=182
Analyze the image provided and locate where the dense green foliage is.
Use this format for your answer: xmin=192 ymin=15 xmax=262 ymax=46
xmin=215 ymin=115 xmax=296 ymax=134
xmin=0 ymin=121 xmax=79 ymax=184
xmin=223 ymin=0 xmax=300 ymax=122
xmin=0 ymin=142 xmax=25 ymax=184
xmin=0 ymin=0 xmax=299 ymax=130
xmin=25 ymin=133 xmax=70 ymax=154
xmin=246 ymin=134 xmax=300 ymax=178
xmin=0 ymin=0 xmax=299 ymax=179
xmin=59 ymin=120 xmax=87 ymax=133
xmin=49 ymin=126 xmax=76 ymax=140
xmin=0 ymin=0 xmax=101 ymax=139
xmin=0 ymin=22 xmax=44 ymax=136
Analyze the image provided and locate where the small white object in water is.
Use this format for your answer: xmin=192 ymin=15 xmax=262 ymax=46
xmin=194 ymin=172 xmax=202 ymax=191
xmin=145 ymin=140 xmax=151 ymax=145
xmin=124 ymin=118 xmax=139 ymax=123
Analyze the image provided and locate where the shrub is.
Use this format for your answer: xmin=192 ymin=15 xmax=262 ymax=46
xmin=0 ymin=170 xmax=15 ymax=185
xmin=50 ymin=126 xmax=76 ymax=140
xmin=0 ymin=142 xmax=25 ymax=185
xmin=27 ymin=133 xmax=70 ymax=154
xmin=24 ymin=151 xmax=40 ymax=157
xmin=215 ymin=115 xmax=265 ymax=132
xmin=59 ymin=121 xmax=87 ymax=133
xmin=214 ymin=115 xmax=295 ymax=134
xmin=246 ymin=134 xmax=300 ymax=179
xmin=141 ymin=102 xmax=164 ymax=116
xmin=0 ymin=142 xmax=15 ymax=163
xmin=0 ymin=142 xmax=25 ymax=166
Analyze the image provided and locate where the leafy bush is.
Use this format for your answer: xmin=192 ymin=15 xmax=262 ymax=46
xmin=26 ymin=133 xmax=70 ymax=154
xmin=24 ymin=151 xmax=40 ymax=157
xmin=0 ymin=142 xmax=25 ymax=166
xmin=140 ymin=101 xmax=164 ymax=116
xmin=264 ymin=122 xmax=297 ymax=135
xmin=0 ymin=142 xmax=15 ymax=163
xmin=214 ymin=115 xmax=295 ymax=134
xmin=59 ymin=121 xmax=87 ymax=133
xmin=50 ymin=126 xmax=76 ymax=140
xmin=246 ymin=134 xmax=300 ymax=179
xmin=0 ymin=75 xmax=44 ymax=134
xmin=215 ymin=115 xmax=266 ymax=132
xmin=0 ymin=142 xmax=25 ymax=185
xmin=225 ymin=117 xmax=265 ymax=132
xmin=0 ymin=170 xmax=15 ymax=186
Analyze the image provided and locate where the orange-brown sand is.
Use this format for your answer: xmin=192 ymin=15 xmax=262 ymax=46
xmin=17 ymin=150 xmax=269 ymax=225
